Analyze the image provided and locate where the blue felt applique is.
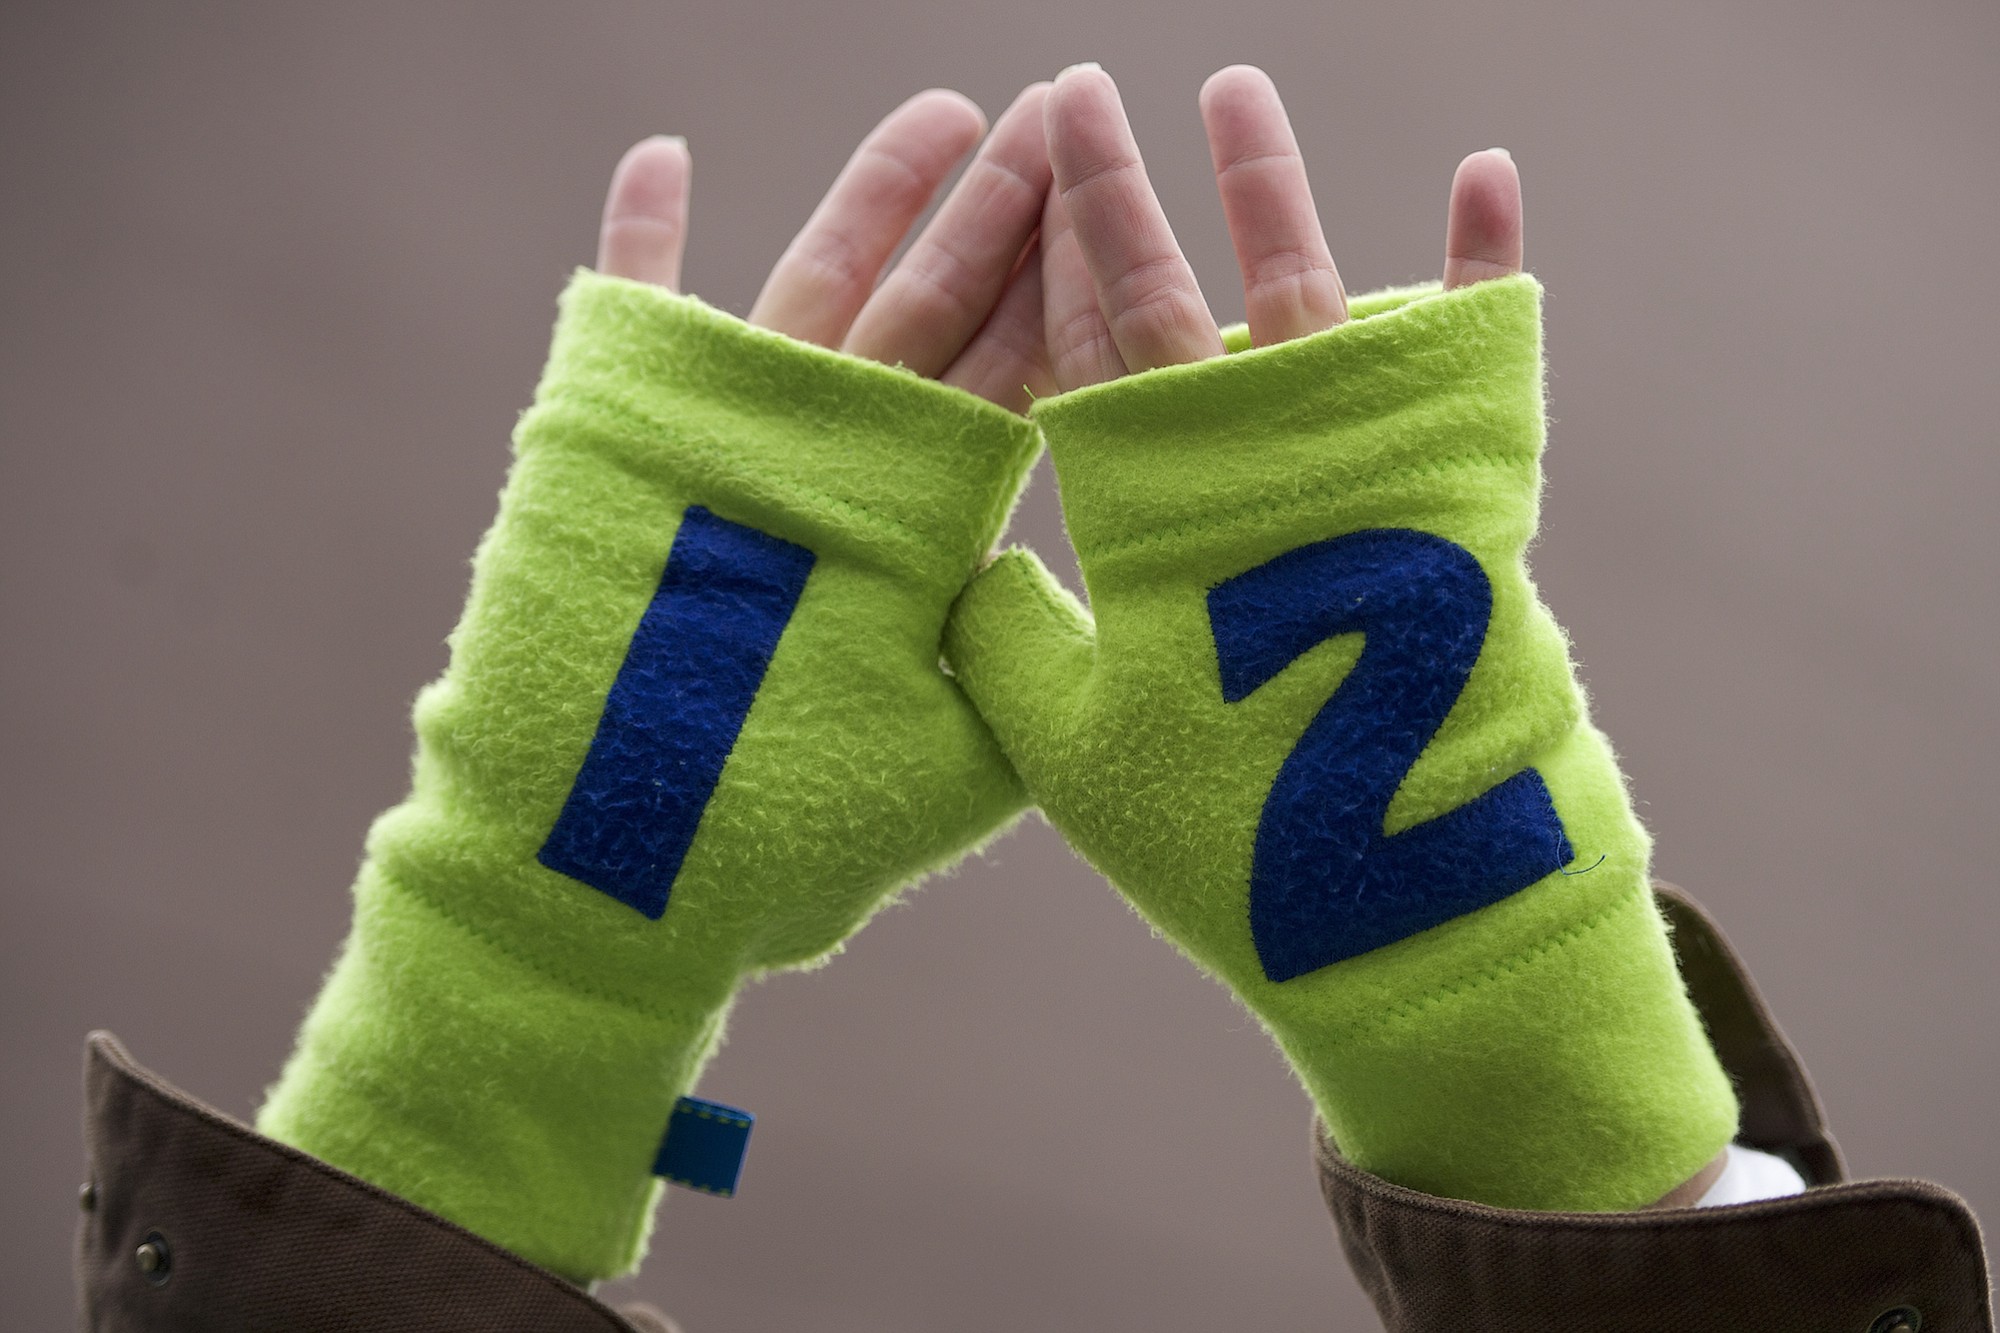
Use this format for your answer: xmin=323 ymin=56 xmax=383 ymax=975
xmin=1208 ymin=528 xmax=1573 ymax=983
xmin=653 ymin=1096 xmax=755 ymax=1197
xmin=539 ymin=505 xmax=816 ymax=919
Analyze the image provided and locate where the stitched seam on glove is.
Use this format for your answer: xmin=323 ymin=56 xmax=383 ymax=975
xmin=383 ymin=864 xmax=730 ymax=1027
xmin=1326 ymin=889 xmax=1635 ymax=1043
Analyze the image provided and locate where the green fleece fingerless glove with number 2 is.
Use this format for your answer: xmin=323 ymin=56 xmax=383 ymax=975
xmin=259 ymin=272 xmax=1039 ymax=1281
xmin=945 ymin=276 xmax=1738 ymax=1212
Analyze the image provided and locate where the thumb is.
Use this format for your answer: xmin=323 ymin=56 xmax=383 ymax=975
xmin=944 ymin=547 xmax=1095 ymax=767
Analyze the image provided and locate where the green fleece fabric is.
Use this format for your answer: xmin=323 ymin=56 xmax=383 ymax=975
xmin=945 ymin=275 xmax=1737 ymax=1212
xmin=259 ymin=270 xmax=1040 ymax=1280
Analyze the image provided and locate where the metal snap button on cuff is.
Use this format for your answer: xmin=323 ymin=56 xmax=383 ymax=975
xmin=135 ymin=1232 xmax=172 ymax=1286
xmin=79 ymin=1182 xmax=96 ymax=1212
xmin=1870 ymin=1308 xmax=1922 ymax=1333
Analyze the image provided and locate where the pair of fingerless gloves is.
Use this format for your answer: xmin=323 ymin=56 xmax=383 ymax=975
xmin=259 ymin=271 xmax=1738 ymax=1282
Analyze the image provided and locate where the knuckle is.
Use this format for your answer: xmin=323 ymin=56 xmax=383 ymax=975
xmin=896 ymin=248 xmax=987 ymax=329
xmin=1243 ymin=248 xmax=1341 ymax=305
xmin=600 ymin=213 xmax=685 ymax=249
xmin=1056 ymin=152 xmax=1142 ymax=204
xmin=972 ymin=151 xmax=1048 ymax=210
xmin=1215 ymin=144 xmax=1301 ymax=182
xmin=1103 ymin=253 xmax=1196 ymax=321
xmin=1051 ymin=305 xmax=1121 ymax=375
xmin=1110 ymin=284 xmax=1209 ymax=356
xmin=786 ymin=235 xmax=872 ymax=300
xmin=856 ymin=142 xmax=940 ymax=209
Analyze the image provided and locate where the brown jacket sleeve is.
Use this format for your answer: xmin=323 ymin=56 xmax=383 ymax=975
xmin=1316 ymin=884 xmax=1995 ymax=1332
xmin=74 ymin=1031 xmax=680 ymax=1332
xmin=76 ymin=884 xmax=1993 ymax=1331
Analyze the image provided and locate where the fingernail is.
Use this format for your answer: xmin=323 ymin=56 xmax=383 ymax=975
xmin=655 ymin=134 xmax=688 ymax=149
xmin=1057 ymin=61 xmax=1103 ymax=79
xmin=1486 ymin=146 xmax=1512 ymax=159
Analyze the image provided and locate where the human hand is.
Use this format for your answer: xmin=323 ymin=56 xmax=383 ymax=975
xmin=1039 ymin=62 xmax=1522 ymax=386
xmin=598 ymin=85 xmax=1056 ymax=412
xmin=259 ymin=89 xmax=1060 ymax=1282
xmin=942 ymin=65 xmax=1736 ymax=1215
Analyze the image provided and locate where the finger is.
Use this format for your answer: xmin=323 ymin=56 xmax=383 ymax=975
xmin=1443 ymin=148 xmax=1525 ymax=290
xmin=941 ymin=239 xmax=1056 ymax=413
xmin=597 ymin=136 xmax=692 ymax=290
xmin=844 ymin=83 xmax=1054 ymax=376
xmin=749 ymin=89 xmax=987 ymax=346
xmin=1045 ymin=64 xmax=1222 ymax=373
xmin=1040 ymin=184 xmax=1126 ymax=391
xmin=1199 ymin=66 xmax=1346 ymax=346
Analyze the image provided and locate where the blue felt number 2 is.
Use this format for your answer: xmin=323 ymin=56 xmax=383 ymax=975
xmin=538 ymin=505 xmax=816 ymax=920
xmin=1207 ymin=528 xmax=1573 ymax=983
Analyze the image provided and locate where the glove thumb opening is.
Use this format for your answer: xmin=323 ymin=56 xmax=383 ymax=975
xmin=943 ymin=546 xmax=1094 ymax=762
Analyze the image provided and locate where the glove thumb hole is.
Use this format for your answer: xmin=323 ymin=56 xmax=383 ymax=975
xmin=943 ymin=546 xmax=1095 ymax=759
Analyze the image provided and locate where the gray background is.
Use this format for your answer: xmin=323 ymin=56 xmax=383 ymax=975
xmin=4 ymin=1 xmax=1997 ymax=1328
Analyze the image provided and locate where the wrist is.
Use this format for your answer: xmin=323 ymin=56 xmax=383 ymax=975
xmin=259 ymin=855 xmax=738 ymax=1281
xmin=1265 ymin=873 xmax=1737 ymax=1213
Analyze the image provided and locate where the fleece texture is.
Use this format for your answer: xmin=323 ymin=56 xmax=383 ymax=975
xmin=945 ymin=275 xmax=1738 ymax=1212
xmin=259 ymin=270 xmax=1041 ymax=1281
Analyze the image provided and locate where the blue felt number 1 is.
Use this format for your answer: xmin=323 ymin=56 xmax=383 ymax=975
xmin=538 ymin=505 xmax=816 ymax=920
xmin=1208 ymin=529 xmax=1573 ymax=983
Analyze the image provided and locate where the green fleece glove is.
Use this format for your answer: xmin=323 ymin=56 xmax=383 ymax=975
xmin=259 ymin=270 xmax=1039 ymax=1280
xmin=945 ymin=275 xmax=1736 ymax=1212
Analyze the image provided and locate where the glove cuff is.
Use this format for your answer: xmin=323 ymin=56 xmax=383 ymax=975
xmin=1033 ymin=276 xmax=1542 ymax=570
xmin=534 ymin=270 xmax=1042 ymax=586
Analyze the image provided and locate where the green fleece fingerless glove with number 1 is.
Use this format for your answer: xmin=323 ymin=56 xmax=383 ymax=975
xmin=259 ymin=271 xmax=1039 ymax=1281
xmin=945 ymin=275 xmax=1738 ymax=1212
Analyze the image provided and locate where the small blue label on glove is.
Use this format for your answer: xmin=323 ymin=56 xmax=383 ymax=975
xmin=654 ymin=1097 xmax=755 ymax=1197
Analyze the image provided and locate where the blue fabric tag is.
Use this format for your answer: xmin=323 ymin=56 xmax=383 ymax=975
xmin=653 ymin=1096 xmax=755 ymax=1197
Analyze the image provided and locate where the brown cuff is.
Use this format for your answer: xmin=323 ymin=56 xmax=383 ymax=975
xmin=1317 ymin=883 xmax=1994 ymax=1332
xmin=75 ymin=1031 xmax=682 ymax=1333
